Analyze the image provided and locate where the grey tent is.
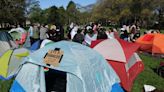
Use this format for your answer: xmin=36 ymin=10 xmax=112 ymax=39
xmin=0 ymin=32 xmax=18 ymax=56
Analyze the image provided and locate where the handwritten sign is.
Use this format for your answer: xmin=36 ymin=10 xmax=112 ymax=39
xmin=44 ymin=49 xmax=64 ymax=67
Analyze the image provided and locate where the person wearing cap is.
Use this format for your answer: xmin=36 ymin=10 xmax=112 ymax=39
xmin=46 ymin=25 xmax=56 ymax=41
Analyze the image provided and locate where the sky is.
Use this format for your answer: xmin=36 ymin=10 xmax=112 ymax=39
xmin=39 ymin=0 xmax=97 ymax=9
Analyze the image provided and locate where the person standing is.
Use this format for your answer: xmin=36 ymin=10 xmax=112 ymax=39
xmin=31 ymin=24 xmax=40 ymax=45
xmin=29 ymin=24 xmax=33 ymax=39
xmin=70 ymin=24 xmax=78 ymax=40
xmin=40 ymin=24 xmax=48 ymax=40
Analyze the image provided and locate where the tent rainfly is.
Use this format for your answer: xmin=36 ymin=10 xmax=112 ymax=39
xmin=136 ymin=33 xmax=164 ymax=54
xmin=91 ymin=38 xmax=144 ymax=91
xmin=8 ymin=28 xmax=27 ymax=45
xmin=0 ymin=48 xmax=29 ymax=80
xmin=10 ymin=41 xmax=123 ymax=92
xmin=0 ymin=32 xmax=18 ymax=56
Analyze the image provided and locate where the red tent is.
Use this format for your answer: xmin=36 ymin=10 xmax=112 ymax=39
xmin=91 ymin=38 xmax=144 ymax=91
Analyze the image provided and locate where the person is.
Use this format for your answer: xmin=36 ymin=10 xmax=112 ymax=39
xmin=105 ymin=28 xmax=115 ymax=39
xmin=120 ymin=28 xmax=129 ymax=41
xmin=129 ymin=27 xmax=136 ymax=42
xmin=70 ymin=24 xmax=78 ymax=40
xmin=55 ymin=26 xmax=63 ymax=42
xmin=72 ymin=29 xmax=84 ymax=44
xmin=28 ymin=24 xmax=34 ymax=38
xmin=97 ymin=27 xmax=108 ymax=39
xmin=84 ymin=28 xmax=97 ymax=46
xmin=67 ymin=22 xmax=74 ymax=39
xmin=47 ymin=25 xmax=56 ymax=42
xmin=57 ymin=24 xmax=65 ymax=41
xmin=40 ymin=24 xmax=48 ymax=40
xmin=93 ymin=23 xmax=98 ymax=33
xmin=31 ymin=24 xmax=39 ymax=45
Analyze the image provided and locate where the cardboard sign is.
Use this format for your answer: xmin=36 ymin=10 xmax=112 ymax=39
xmin=44 ymin=49 xmax=64 ymax=67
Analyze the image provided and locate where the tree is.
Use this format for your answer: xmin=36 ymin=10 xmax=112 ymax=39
xmin=28 ymin=4 xmax=43 ymax=23
xmin=57 ymin=6 xmax=67 ymax=25
xmin=91 ymin=0 xmax=164 ymax=28
xmin=0 ymin=0 xmax=26 ymax=27
xmin=47 ymin=6 xmax=60 ymax=25
xmin=66 ymin=1 xmax=79 ymax=24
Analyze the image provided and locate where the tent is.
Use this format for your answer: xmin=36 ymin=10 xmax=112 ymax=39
xmin=0 ymin=32 xmax=18 ymax=56
xmin=8 ymin=28 xmax=27 ymax=45
xmin=10 ymin=41 xmax=123 ymax=92
xmin=136 ymin=33 xmax=164 ymax=54
xmin=0 ymin=48 xmax=29 ymax=80
xmin=91 ymin=38 xmax=144 ymax=91
xmin=23 ymin=33 xmax=31 ymax=48
xmin=30 ymin=39 xmax=53 ymax=51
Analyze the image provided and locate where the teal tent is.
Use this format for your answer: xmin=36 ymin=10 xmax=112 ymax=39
xmin=10 ymin=41 xmax=121 ymax=92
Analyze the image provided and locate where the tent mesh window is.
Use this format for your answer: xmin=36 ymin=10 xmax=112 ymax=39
xmin=45 ymin=69 xmax=67 ymax=92
xmin=125 ymin=54 xmax=138 ymax=72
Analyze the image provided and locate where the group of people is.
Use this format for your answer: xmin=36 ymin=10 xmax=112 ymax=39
xmin=67 ymin=22 xmax=145 ymax=46
xmin=10 ymin=22 xmax=161 ymax=47
xmin=28 ymin=24 xmax=64 ymax=45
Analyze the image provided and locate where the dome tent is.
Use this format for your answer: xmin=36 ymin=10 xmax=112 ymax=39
xmin=91 ymin=38 xmax=144 ymax=91
xmin=0 ymin=32 xmax=18 ymax=56
xmin=8 ymin=28 xmax=27 ymax=45
xmin=30 ymin=39 xmax=53 ymax=51
xmin=136 ymin=33 xmax=164 ymax=55
xmin=10 ymin=41 xmax=123 ymax=92
xmin=0 ymin=48 xmax=29 ymax=80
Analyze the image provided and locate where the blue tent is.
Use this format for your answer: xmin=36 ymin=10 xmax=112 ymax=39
xmin=30 ymin=39 xmax=53 ymax=51
xmin=30 ymin=40 xmax=42 ymax=51
xmin=10 ymin=41 xmax=123 ymax=92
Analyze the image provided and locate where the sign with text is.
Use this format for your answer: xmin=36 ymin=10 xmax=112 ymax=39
xmin=44 ymin=49 xmax=63 ymax=67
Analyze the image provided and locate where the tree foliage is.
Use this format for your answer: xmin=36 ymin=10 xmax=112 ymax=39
xmin=0 ymin=0 xmax=26 ymax=24
xmin=92 ymin=0 xmax=164 ymax=28
xmin=1 ymin=0 xmax=163 ymax=28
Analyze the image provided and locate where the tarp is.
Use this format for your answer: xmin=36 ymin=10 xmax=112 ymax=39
xmin=11 ymin=41 xmax=120 ymax=92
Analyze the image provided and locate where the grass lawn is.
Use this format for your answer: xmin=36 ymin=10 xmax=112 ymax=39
xmin=0 ymin=54 xmax=163 ymax=92
xmin=132 ymin=53 xmax=164 ymax=92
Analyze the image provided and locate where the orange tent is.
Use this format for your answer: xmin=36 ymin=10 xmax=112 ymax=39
xmin=136 ymin=33 xmax=164 ymax=54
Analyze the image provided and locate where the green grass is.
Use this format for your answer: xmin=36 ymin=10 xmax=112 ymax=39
xmin=132 ymin=54 xmax=164 ymax=92
xmin=0 ymin=54 xmax=163 ymax=92
xmin=0 ymin=78 xmax=14 ymax=92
